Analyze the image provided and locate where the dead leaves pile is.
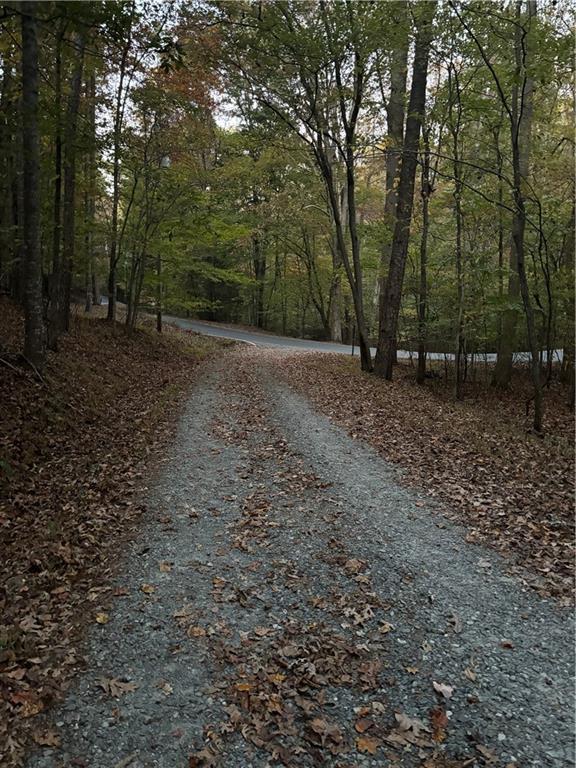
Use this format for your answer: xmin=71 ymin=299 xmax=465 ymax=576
xmin=273 ymin=352 xmax=574 ymax=602
xmin=0 ymin=299 xmax=224 ymax=765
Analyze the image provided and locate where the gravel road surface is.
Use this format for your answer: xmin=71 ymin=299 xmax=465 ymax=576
xmin=27 ymin=348 xmax=574 ymax=768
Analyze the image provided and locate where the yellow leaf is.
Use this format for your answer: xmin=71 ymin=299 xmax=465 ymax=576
xmin=95 ymin=613 xmax=109 ymax=625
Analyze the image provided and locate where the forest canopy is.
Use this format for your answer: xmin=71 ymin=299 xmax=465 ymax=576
xmin=1 ymin=0 xmax=574 ymax=432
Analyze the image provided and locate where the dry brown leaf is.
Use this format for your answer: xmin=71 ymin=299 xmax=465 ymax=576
xmin=433 ymin=680 xmax=454 ymax=699
xmin=356 ymin=735 xmax=381 ymax=754
xmin=97 ymin=677 xmax=138 ymax=698
xmin=32 ymin=729 xmax=60 ymax=747
xmin=187 ymin=625 xmax=207 ymax=638
xmin=354 ymin=717 xmax=375 ymax=733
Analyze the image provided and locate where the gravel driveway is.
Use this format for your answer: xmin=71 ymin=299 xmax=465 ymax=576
xmin=27 ymin=349 xmax=574 ymax=768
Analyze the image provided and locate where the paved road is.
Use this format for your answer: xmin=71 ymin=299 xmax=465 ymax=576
xmin=164 ymin=315 xmax=562 ymax=363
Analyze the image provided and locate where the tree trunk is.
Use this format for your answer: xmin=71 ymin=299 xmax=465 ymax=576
xmin=449 ymin=64 xmax=465 ymax=400
xmin=559 ymin=204 xmax=574 ymax=397
xmin=374 ymin=2 xmax=436 ymax=379
xmin=509 ymin=0 xmax=542 ymax=430
xmin=377 ymin=0 xmax=409 ymax=324
xmin=107 ymin=36 xmax=131 ymax=322
xmin=20 ymin=0 xmax=45 ymax=369
xmin=47 ymin=19 xmax=64 ymax=349
xmin=416 ymin=130 xmax=431 ymax=385
xmin=492 ymin=1 xmax=536 ymax=388
xmin=84 ymin=73 xmax=96 ymax=312
xmin=156 ymin=252 xmax=162 ymax=333
xmin=252 ymin=230 xmax=266 ymax=328
xmin=60 ymin=32 xmax=86 ymax=333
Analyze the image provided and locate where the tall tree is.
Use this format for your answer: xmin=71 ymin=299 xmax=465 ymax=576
xmin=375 ymin=2 xmax=436 ymax=379
xmin=20 ymin=0 xmax=45 ymax=369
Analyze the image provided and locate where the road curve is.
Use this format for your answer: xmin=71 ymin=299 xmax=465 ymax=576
xmin=164 ymin=315 xmax=562 ymax=363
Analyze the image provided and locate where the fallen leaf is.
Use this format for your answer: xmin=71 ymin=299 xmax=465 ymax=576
xmin=97 ymin=678 xmax=138 ymax=698
xmin=464 ymin=666 xmax=477 ymax=682
xmin=433 ymin=680 xmax=454 ymax=699
xmin=187 ymin=625 xmax=206 ymax=638
xmin=356 ymin=735 xmax=381 ymax=754
xmin=430 ymin=706 xmax=449 ymax=742
xmin=354 ymin=718 xmax=375 ymax=733
xmin=32 ymin=730 xmax=60 ymax=747
xmin=159 ymin=561 xmax=173 ymax=572
xmin=140 ymin=583 xmax=156 ymax=595
xmin=95 ymin=612 xmax=110 ymax=624
xmin=395 ymin=712 xmax=430 ymax=736
xmin=405 ymin=666 xmax=419 ymax=674
xmin=476 ymin=744 xmax=497 ymax=764
xmin=156 ymin=680 xmax=173 ymax=696
xmin=379 ymin=621 xmax=394 ymax=634
xmin=344 ymin=558 xmax=365 ymax=574
xmin=11 ymin=691 xmax=44 ymax=718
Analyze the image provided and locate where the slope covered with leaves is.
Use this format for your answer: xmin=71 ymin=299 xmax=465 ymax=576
xmin=275 ymin=353 xmax=574 ymax=602
xmin=0 ymin=300 xmax=226 ymax=764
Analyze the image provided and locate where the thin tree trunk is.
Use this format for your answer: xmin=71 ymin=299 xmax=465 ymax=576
xmin=60 ymin=32 xmax=86 ymax=333
xmin=20 ymin=0 xmax=45 ymax=368
xmin=156 ymin=252 xmax=162 ymax=333
xmin=47 ymin=19 xmax=64 ymax=348
xmin=107 ymin=31 xmax=132 ymax=322
xmin=509 ymin=1 xmax=542 ymax=430
xmin=559 ymin=205 xmax=574 ymax=396
xmin=492 ymin=1 xmax=536 ymax=388
xmin=377 ymin=0 xmax=409 ymax=327
xmin=416 ymin=129 xmax=431 ymax=385
xmin=375 ymin=2 xmax=436 ymax=379
xmin=84 ymin=73 xmax=96 ymax=312
xmin=450 ymin=64 xmax=465 ymax=400
xmin=252 ymin=230 xmax=266 ymax=328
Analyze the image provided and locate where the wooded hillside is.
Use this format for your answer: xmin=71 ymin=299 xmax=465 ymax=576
xmin=1 ymin=0 xmax=573 ymax=434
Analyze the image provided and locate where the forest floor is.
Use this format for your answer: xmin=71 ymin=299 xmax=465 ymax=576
xmin=6 ymin=341 xmax=572 ymax=768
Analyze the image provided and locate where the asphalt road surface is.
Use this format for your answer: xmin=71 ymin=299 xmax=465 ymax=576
xmin=164 ymin=315 xmax=561 ymax=363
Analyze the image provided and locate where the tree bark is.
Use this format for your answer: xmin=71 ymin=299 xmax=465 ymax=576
xmin=377 ymin=1 xmax=409 ymax=325
xmin=492 ymin=0 xmax=536 ymax=388
xmin=60 ymin=32 xmax=86 ymax=333
xmin=156 ymin=252 xmax=162 ymax=333
xmin=449 ymin=64 xmax=466 ymax=400
xmin=107 ymin=33 xmax=132 ymax=322
xmin=84 ymin=73 xmax=96 ymax=312
xmin=252 ymin=230 xmax=266 ymax=328
xmin=416 ymin=129 xmax=431 ymax=385
xmin=47 ymin=19 xmax=64 ymax=349
xmin=559 ymin=204 xmax=574 ymax=396
xmin=374 ymin=3 xmax=436 ymax=378
xmin=20 ymin=0 xmax=45 ymax=369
